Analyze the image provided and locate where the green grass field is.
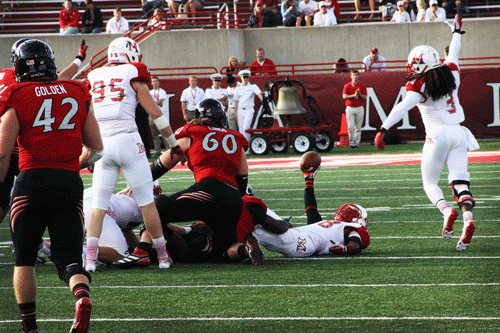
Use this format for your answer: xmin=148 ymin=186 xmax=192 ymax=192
xmin=0 ymin=141 xmax=499 ymax=333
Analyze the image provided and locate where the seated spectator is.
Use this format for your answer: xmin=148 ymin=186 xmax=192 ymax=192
xmin=391 ymin=1 xmax=411 ymax=22
xmin=262 ymin=0 xmax=282 ymax=25
xmin=363 ymin=47 xmax=386 ymax=72
xmin=251 ymin=48 xmax=278 ymax=76
xmin=227 ymin=56 xmax=240 ymax=76
xmin=442 ymin=0 xmax=464 ymax=18
xmin=106 ymin=7 xmax=129 ymax=34
xmin=82 ymin=0 xmax=103 ymax=34
xmin=324 ymin=0 xmax=340 ymax=22
xmin=59 ymin=0 xmax=80 ymax=35
xmin=354 ymin=0 xmax=376 ymax=20
xmin=281 ymin=0 xmax=301 ymax=26
xmin=334 ymin=58 xmax=351 ymax=74
xmin=297 ymin=0 xmax=319 ymax=26
xmin=415 ymin=0 xmax=426 ymax=21
xmin=238 ymin=61 xmax=249 ymax=70
xmin=403 ymin=0 xmax=416 ymax=21
xmin=148 ymin=8 xmax=166 ymax=29
xmin=425 ymin=0 xmax=446 ymax=21
xmin=377 ymin=0 xmax=395 ymax=21
xmin=142 ymin=0 xmax=164 ymax=19
xmin=314 ymin=2 xmax=337 ymax=26
xmin=167 ymin=0 xmax=183 ymax=18
xmin=247 ymin=0 xmax=279 ymax=28
xmin=184 ymin=0 xmax=204 ymax=18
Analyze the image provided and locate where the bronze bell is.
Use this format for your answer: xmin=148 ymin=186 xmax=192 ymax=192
xmin=273 ymin=84 xmax=306 ymax=115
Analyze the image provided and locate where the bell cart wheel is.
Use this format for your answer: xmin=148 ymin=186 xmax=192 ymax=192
xmin=292 ymin=132 xmax=314 ymax=154
xmin=270 ymin=132 xmax=289 ymax=154
xmin=249 ymin=134 xmax=271 ymax=155
xmin=314 ymin=130 xmax=335 ymax=152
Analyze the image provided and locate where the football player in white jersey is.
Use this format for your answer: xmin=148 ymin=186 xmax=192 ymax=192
xmin=374 ymin=15 xmax=478 ymax=251
xmin=85 ymin=37 xmax=185 ymax=271
xmin=252 ymin=167 xmax=370 ymax=257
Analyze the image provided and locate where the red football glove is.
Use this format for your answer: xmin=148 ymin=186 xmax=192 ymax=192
xmin=453 ymin=14 xmax=465 ymax=34
xmin=374 ymin=130 xmax=386 ymax=150
xmin=170 ymin=145 xmax=187 ymax=165
xmin=76 ymin=39 xmax=88 ymax=61
xmin=191 ymin=221 xmax=206 ymax=229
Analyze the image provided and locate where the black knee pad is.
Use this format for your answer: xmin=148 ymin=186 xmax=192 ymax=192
xmin=451 ymin=180 xmax=475 ymax=208
xmin=59 ymin=263 xmax=91 ymax=285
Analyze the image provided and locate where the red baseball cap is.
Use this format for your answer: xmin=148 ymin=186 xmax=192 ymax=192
xmin=255 ymin=0 xmax=265 ymax=6
xmin=370 ymin=47 xmax=378 ymax=53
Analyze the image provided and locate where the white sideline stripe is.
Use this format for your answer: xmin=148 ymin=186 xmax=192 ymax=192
xmin=1 ymin=316 xmax=499 ymax=324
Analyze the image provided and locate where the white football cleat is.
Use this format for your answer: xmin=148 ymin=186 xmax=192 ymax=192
xmin=158 ymin=258 xmax=172 ymax=269
xmin=442 ymin=209 xmax=458 ymax=240
xmin=456 ymin=220 xmax=476 ymax=252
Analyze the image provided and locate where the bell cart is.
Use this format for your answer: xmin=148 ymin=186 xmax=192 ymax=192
xmin=246 ymin=78 xmax=335 ymax=155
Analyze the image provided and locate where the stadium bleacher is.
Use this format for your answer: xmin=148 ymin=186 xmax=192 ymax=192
xmin=0 ymin=0 xmax=498 ymax=35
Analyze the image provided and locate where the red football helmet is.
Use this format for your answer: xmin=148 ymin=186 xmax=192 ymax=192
xmin=333 ymin=203 xmax=368 ymax=226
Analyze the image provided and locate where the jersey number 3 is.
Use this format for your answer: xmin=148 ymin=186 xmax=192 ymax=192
xmin=33 ymin=97 xmax=79 ymax=132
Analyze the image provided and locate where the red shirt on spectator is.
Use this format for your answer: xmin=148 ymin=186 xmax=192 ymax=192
xmin=250 ymin=58 xmax=277 ymax=76
xmin=59 ymin=7 xmax=80 ymax=29
xmin=343 ymin=81 xmax=367 ymax=107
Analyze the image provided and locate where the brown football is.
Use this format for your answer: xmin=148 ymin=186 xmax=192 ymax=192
xmin=300 ymin=151 xmax=321 ymax=172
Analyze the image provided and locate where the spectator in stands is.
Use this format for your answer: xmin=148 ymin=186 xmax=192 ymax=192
xmin=415 ymin=0 xmax=426 ymax=21
xmin=59 ymin=0 xmax=80 ymax=35
xmin=363 ymin=47 xmax=386 ymax=72
xmin=297 ymin=0 xmax=319 ymax=26
xmin=314 ymin=2 xmax=337 ymax=26
xmin=205 ymin=73 xmax=229 ymax=109
xmin=391 ymin=1 xmax=411 ymax=22
xmin=226 ymin=75 xmax=241 ymax=131
xmin=251 ymin=48 xmax=278 ymax=76
xmin=82 ymin=0 xmax=103 ymax=34
xmin=425 ymin=0 xmax=446 ymax=21
xmin=334 ymin=58 xmax=351 ymax=73
xmin=377 ymin=0 xmax=394 ymax=21
xmin=184 ymin=0 xmax=205 ymax=18
xmin=247 ymin=0 xmax=279 ymax=28
xmin=142 ymin=0 xmax=164 ymax=19
xmin=262 ymin=0 xmax=282 ymax=25
xmin=180 ymin=75 xmax=205 ymax=123
xmin=442 ymin=0 xmax=464 ymax=18
xmin=148 ymin=8 xmax=166 ymax=30
xmin=226 ymin=56 xmax=240 ymax=76
xmin=354 ymin=0 xmax=376 ymax=20
xmin=342 ymin=70 xmax=367 ymax=148
xmin=403 ymin=0 xmax=416 ymax=21
xmin=281 ymin=0 xmax=301 ymax=26
xmin=106 ymin=7 xmax=129 ymax=34
xmin=149 ymin=76 xmax=170 ymax=155
xmin=234 ymin=69 xmax=264 ymax=147
xmin=167 ymin=0 xmax=183 ymax=18
xmin=0 ymin=0 xmax=10 ymax=23
xmin=324 ymin=0 xmax=340 ymax=22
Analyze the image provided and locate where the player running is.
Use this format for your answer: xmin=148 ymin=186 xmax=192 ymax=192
xmin=374 ymin=15 xmax=478 ymax=251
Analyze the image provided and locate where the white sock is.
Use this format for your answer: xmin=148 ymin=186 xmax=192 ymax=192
xmin=152 ymin=237 xmax=169 ymax=260
xmin=462 ymin=211 xmax=473 ymax=223
xmin=436 ymin=200 xmax=451 ymax=216
xmin=86 ymin=237 xmax=99 ymax=261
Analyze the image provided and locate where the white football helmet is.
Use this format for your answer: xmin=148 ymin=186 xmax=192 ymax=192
xmin=107 ymin=37 xmax=142 ymax=64
xmin=333 ymin=203 xmax=368 ymax=227
xmin=407 ymin=45 xmax=441 ymax=75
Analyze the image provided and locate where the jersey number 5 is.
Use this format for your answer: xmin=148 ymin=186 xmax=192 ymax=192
xmin=33 ymin=97 xmax=79 ymax=132
xmin=92 ymin=79 xmax=125 ymax=103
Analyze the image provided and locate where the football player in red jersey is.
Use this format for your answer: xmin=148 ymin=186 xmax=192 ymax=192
xmin=0 ymin=38 xmax=88 ymax=224
xmin=0 ymin=40 xmax=102 ymax=333
xmin=135 ymin=98 xmax=265 ymax=265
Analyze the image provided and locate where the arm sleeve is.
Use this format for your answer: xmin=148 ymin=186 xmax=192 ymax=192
xmin=381 ymin=91 xmax=422 ymax=130
xmin=445 ymin=33 xmax=461 ymax=66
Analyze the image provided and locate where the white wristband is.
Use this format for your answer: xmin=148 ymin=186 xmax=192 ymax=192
xmin=72 ymin=58 xmax=82 ymax=67
xmin=165 ymin=134 xmax=177 ymax=148
xmin=153 ymin=115 xmax=170 ymax=131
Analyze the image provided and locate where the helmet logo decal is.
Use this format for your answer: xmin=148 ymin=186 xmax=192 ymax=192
xmin=126 ymin=41 xmax=138 ymax=53
xmin=412 ymin=53 xmax=424 ymax=64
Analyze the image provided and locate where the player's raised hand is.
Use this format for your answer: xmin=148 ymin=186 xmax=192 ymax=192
xmin=77 ymin=39 xmax=88 ymax=61
xmin=453 ymin=14 xmax=465 ymax=34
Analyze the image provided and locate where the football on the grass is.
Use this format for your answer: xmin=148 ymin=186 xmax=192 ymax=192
xmin=300 ymin=151 xmax=321 ymax=172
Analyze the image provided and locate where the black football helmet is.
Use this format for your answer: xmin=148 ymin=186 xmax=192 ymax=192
xmin=10 ymin=38 xmax=32 ymax=63
xmin=194 ymin=98 xmax=227 ymax=127
xmin=14 ymin=39 xmax=57 ymax=83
